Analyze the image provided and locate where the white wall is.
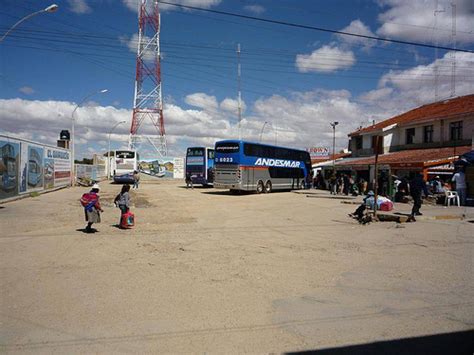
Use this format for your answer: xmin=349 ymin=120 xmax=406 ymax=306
xmin=362 ymin=135 xmax=372 ymax=149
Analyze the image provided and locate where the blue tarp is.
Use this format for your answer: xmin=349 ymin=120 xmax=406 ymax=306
xmin=456 ymin=150 xmax=474 ymax=166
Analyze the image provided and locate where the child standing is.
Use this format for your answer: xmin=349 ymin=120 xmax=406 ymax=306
xmin=114 ymin=184 xmax=131 ymax=228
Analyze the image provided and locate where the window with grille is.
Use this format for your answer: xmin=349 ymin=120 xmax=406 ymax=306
xmin=450 ymin=121 xmax=463 ymax=141
xmin=406 ymin=128 xmax=415 ymax=144
xmin=423 ymin=125 xmax=433 ymax=143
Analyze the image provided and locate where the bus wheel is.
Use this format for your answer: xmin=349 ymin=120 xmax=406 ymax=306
xmin=256 ymin=180 xmax=264 ymax=194
xmin=264 ymin=181 xmax=272 ymax=193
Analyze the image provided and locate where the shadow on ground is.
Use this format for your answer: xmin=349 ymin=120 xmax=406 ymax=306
xmin=287 ymin=329 xmax=474 ymax=355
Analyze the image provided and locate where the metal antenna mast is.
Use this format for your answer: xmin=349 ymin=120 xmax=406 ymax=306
xmin=129 ymin=0 xmax=167 ymax=156
xmin=433 ymin=0 xmax=444 ymax=101
xmin=450 ymin=1 xmax=456 ymax=98
xmin=237 ymin=43 xmax=242 ymax=140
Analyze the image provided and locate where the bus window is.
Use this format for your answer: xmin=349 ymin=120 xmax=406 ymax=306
xmin=208 ymin=150 xmax=215 ymax=159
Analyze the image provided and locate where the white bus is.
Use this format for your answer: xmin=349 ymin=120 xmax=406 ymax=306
xmin=112 ymin=150 xmax=138 ymax=184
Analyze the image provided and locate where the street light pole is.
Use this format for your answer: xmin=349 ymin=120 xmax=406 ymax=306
xmin=107 ymin=120 xmax=126 ymax=180
xmin=71 ymin=89 xmax=108 ymax=186
xmin=0 ymin=4 xmax=59 ymax=43
xmin=330 ymin=121 xmax=339 ymax=174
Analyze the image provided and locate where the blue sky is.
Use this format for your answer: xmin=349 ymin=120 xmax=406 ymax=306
xmin=1 ymin=0 xmax=473 ymax=159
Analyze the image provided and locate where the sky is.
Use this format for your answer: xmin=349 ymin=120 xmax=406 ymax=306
xmin=1 ymin=0 xmax=473 ymax=159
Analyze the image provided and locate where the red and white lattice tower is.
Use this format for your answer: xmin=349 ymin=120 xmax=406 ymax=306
xmin=129 ymin=0 xmax=167 ymax=156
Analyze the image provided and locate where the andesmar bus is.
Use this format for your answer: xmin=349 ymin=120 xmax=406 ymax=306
xmin=214 ymin=140 xmax=312 ymax=193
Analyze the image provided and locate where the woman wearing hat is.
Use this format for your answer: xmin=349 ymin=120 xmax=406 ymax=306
xmin=80 ymin=183 xmax=104 ymax=233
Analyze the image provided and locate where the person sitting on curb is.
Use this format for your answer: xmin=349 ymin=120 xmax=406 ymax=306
xmin=349 ymin=191 xmax=374 ymax=223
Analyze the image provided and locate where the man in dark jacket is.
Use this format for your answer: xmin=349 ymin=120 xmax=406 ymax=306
xmin=408 ymin=173 xmax=429 ymax=221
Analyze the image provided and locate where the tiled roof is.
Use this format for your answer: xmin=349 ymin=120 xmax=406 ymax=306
xmin=349 ymin=94 xmax=474 ymax=136
xmin=335 ymin=146 xmax=471 ymax=167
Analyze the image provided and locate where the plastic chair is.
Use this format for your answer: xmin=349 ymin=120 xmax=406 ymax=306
xmin=445 ymin=190 xmax=460 ymax=207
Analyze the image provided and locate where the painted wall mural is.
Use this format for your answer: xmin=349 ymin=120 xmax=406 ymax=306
xmin=0 ymin=140 xmax=20 ymax=199
xmin=0 ymin=135 xmax=71 ymax=201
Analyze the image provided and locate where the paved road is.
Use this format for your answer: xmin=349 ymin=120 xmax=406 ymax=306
xmin=1 ymin=180 xmax=473 ymax=353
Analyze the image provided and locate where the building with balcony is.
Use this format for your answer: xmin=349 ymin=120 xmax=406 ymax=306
xmin=321 ymin=95 xmax=473 ymax=198
xmin=348 ymin=94 xmax=473 ymax=157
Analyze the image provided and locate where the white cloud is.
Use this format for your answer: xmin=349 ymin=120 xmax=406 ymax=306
xmin=296 ymin=45 xmax=356 ymax=73
xmin=220 ymin=97 xmax=247 ymax=113
xmin=251 ymin=89 xmax=370 ymax=147
xmin=243 ymin=5 xmax=265 ymax=14
xmin=3 ymin=48 xmax=472 ymax=159
xmin=19 ymin=86 xmax=35 ymax=95
xmin=119 ymin=34 xmax=154 ymax=61
xmin=68 ymin=0 xmax=91 ymax=14
xmin=360 ymin=51 xmax=474 ymax=110
xmin=337 ymin=19 xmax=377 ymax=50
xmin=0 ymin=90 xmax=368 ymax=159
xmin=184 ymin=93 xmax=218 ymax=111
xmin=376 ymin=0 xmax=474 ymax=45
xmin=123 ymin=0 xmax=221 ymax=13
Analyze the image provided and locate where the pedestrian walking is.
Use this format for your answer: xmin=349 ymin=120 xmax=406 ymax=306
xmin=451 ymin=169 xmax=467 ymax=206
xmin=133 ymin=170 xmax=140 ymax=189
xmin=408 ymin=173 xmax=429 ymax=222
xmin=343 ymin=174 xmax=350 ymax=195
xmin=114 ymin=184 xmax=131 ymax=228
xmin=329 ymin=174 xmax=337 ymax=195
xmin=80 ymin=183 xmax=103 ymax=233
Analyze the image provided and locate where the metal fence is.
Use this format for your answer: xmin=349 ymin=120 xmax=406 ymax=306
xmin=75 ymin=164 xmax=106 ymax=181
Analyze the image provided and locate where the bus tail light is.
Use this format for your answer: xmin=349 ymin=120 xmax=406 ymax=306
xmin=237 ymin=169 xmax=241 ymax=180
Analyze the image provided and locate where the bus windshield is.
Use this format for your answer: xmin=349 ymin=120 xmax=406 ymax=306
xmin=185 ymin=147 xmax=215 ymax=186
xmin=187 ymin=148 xmax=204 ymax=156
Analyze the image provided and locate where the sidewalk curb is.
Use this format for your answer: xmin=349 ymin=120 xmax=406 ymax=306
xmin=0 ymin=185 xmax=69 ymax=205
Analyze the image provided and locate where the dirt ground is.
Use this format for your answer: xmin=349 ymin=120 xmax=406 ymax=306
xmin=1 ymin=178 xmax=473 ymax=353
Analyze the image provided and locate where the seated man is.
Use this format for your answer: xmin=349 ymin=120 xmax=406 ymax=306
xmin=349 ymin=191 xmax=374 ymax=222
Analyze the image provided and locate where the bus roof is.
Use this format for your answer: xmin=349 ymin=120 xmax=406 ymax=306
xmin=215 ymin=139 xmax=308 ymax=153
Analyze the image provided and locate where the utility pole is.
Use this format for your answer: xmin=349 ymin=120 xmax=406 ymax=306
xmin=330 ymin=121 xmax=339 ymax=174
xmin=450 ymin=1 xmax=456 ymax=98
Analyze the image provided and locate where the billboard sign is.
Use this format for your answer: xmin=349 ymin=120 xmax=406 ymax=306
xmin=173 ymin=157 xmax=184 ymax=179
xmin=46 ymin=147 xmax=71 ymax=187
xmin=307 ymin=147 xmax=330 ymax=158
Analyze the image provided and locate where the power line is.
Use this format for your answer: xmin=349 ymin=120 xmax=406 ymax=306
xmin=156 ymin=0 xmax=474 ymax=54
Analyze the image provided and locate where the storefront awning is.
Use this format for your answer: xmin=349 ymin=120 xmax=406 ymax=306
xmin=332 ymin=146 xmax=471 ymax=170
